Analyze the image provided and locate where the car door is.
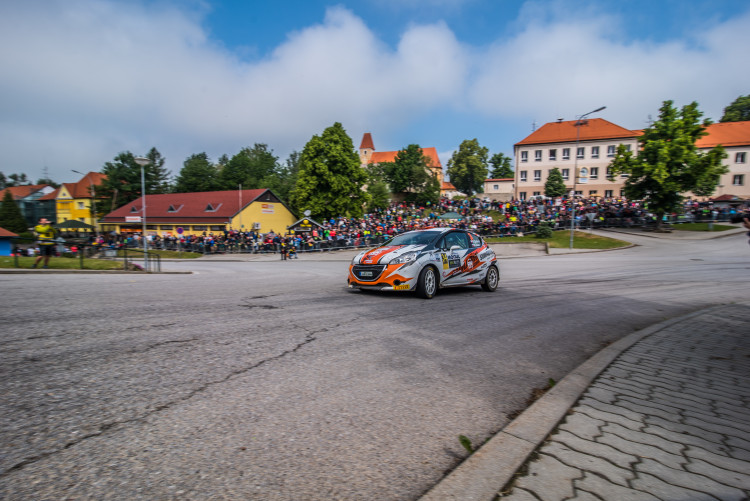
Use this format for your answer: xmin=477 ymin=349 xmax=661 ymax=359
xmin=437 ymin=231 xmax=472 ymax=285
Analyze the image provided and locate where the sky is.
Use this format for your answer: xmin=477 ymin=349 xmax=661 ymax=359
xmin=1 ymin=0 xmax=749 ymax=185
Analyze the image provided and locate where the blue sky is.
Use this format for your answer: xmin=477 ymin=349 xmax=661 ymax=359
xmin=1 ymin=0 xmax=748 ymax=184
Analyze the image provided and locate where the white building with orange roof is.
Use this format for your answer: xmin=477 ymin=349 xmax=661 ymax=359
xmin=358 ymin=132 xmax=444 ymax=188
xmin=513 ymin=118 xmax=640 ymax=200
xmin=696 ymin=121 xmax=750 ymax=200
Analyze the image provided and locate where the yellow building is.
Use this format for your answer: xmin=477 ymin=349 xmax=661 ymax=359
xmin=48 ymin=172 xmax=106 ymax=231
xmin=99 ymin=189 xmax=296 ymax=237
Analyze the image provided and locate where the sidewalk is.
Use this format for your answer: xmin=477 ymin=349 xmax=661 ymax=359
xmin=420 ymin=303 xmax=750 ymax=501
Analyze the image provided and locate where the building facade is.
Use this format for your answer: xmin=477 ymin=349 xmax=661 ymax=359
xmin=0 ymin=184 xmax=57 ymax=227
xmin=482 ymin=178 xmax=515 ymax=201
xmin=513 ymin=118 xmax=750 ymax=201
xmin=99 ymin=189 xmax=296 ymax=237
xmin=46 ymin=172 xmax=107 ymax=231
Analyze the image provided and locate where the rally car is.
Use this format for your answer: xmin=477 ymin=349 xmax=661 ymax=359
xmin=348 ymin=228 xmax=499 ymax=299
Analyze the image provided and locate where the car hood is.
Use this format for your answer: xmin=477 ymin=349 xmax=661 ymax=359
xmin=354 ymin=244 xmax=426 ymax=265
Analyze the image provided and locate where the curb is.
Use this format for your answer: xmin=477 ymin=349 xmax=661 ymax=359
xmin=418 ymin=305 xmax=726 ymax=501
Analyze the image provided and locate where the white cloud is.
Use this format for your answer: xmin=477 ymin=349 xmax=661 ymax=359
xmin=0 ymin=1 xmax=467 ymax=181
xmin=469 ymin=6 xmax=750 ymax=128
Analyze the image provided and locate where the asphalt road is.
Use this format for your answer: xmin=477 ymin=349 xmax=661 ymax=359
xmin=1 ymin=231 xmax=749 ymax=500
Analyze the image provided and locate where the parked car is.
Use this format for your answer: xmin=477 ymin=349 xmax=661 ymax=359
xmin=348 ymin=228 xmax=499 ymax=299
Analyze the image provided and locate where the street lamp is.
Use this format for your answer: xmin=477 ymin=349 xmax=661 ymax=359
xmin=71 ymin=169 xmax=99 ymax=239
xmin=570 ymin=106 xmax=606 ymax=249
xmin=134 ymin=156 xmax=150 ymax=271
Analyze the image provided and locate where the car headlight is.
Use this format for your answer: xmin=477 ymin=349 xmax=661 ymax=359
xmin=352 ymin=251 xmax=365 ymax=264
xmin=389 ymin=251 xmax=418 ymax=265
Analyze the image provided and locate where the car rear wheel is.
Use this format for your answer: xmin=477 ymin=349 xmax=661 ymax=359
xmin=416 ymin=266 xmax=437 ymax=299
xmin=481 ymin=265 xmax=499 ymax=292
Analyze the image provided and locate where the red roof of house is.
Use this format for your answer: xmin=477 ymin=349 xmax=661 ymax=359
xmin=368 ymin=147 xmax=442 ymax=168
xmin=0 ymin=227 xmax=19 ymax=237
xmin=696 ymin=121 xmax=750 ymax=148
xmin=441 ymin=181 xmax=456 ymax=190
xmin=360 ymin=132 xmax=375 ymax=150
xmin=0 ymin=184 xmax=51 ymax=201
xmin=58 ymin=172 xmax=107 ymax=199
xmin=38 ymin=188 xmax=60 ymax=201
xmin=515 ymin=118 xmax=639 ymax=146
xmin=100 ymin=189 xmax=284 ymax=223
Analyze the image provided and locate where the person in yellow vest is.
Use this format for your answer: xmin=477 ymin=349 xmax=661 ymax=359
xmin=32 ymin=218 xmax=57 ymax=269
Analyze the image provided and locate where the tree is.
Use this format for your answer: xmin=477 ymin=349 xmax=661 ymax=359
xmin=174 ymin=153 xmax=222 ymax=193
xmin=260 ymin=150 xmax=300 ymax=203
xmin=364 ymin=164 xmax=391 ymax=212
xmin=381 ymin=144 xmax=436 ymax=200
xmin=1 ymin=173 xmax=30 ymax=187
xmin=720 ymin=94 xmax=750 ymax=122
xmin=609 ymin=100 xmax=727 ymax=229
xmin=544 ymin=168 xmax=567 ymax=198
xmin=218 ymin=143 xmax=278 ymax=190
xmin=489 ymin=152 xmax=514 ymax=178
xmin=289 ymin=122 xmax=369 ymax=220
xmin=36 ymin=177 xmax=60 ymax=189
xmin=446 ymin=139 xmax=489 ymax=197
xmin=0 ymin=190 xmax=29 ymax=234
xmin=99 ymin=148 xmax=171 ymax=211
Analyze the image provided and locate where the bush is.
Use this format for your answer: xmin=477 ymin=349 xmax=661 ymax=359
xmin=535 ymin=223 xmax=553 ymax=239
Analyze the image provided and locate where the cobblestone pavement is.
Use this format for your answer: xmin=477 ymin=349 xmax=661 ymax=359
xmin=502 ymin=303 xmax=750 ymax=501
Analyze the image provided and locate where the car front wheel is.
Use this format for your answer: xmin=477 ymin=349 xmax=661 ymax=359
xmin=481 ymin=265 xmax=499 ymax=292
xmin=416 ymin=266 xmax=437 ymax=299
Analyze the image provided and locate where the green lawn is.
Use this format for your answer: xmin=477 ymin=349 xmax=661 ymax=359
xmin=671 ymin=222 xmax=737 ymax=232
xmin=0 ymin=256 xmax=129 ymax=270
xmin=486 ymin=230 xmax=630 ymax=249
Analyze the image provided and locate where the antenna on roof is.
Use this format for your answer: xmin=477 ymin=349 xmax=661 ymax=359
xmin=532 ymin=121 xmax=536 ymax=131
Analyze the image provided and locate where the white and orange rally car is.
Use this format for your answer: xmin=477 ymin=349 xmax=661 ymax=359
xmin=348 ymin=228 xmax=499 ymax=299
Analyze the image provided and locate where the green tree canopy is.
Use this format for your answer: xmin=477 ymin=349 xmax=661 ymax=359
xmin=381 ymin=143 xmax=437 ymax=200
xmin=289 ymin=122 xmax=369 ymax=220
xmin=174 ymin=153 xmax=222 ymax=193
xmin=218 ymin=143 xmax=278 ymax=190
xmin=99 ymin=148 xmax=171 ymax=211
xmin=609 ymin=100 xmax=728 ymax=229
xmin=720 ymin=94 xmax=750 ymax=122
xmin=259 ymin=150 xmax=301 ymax=203
xmin=489 ymin=152 xmax=514 ymax=178
xmin=1 ymin=173 xmax=30 ymax=188
xmin=446 ymin=139 xmax=489 ymax=197
xmin=544 ymin=168 xmax=567 ymax=198
xmin=0 ymin=190 xmax=29 ymax=234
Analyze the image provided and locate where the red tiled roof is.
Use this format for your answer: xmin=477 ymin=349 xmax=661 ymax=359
xmin=709 ymin=194 xmax=745 ymax=201
xmin=0 ymin=184 xmax=51 ymax=201
xmin=100 ymin=189 xmax=278 ymax=223
xmin=60 ymin=172 xmax=107 ymax=199
xmin=360 ymin=132 xmax=375 ymax=150
xmin=0 ymin=227 xmax=19 ymax=237
xmin=696 ymin=121 xmax=750 ymax=148
xmin=38 ymin=188 xmax=60 ymax=201
xmin=441 ymin=181 xmax=456 ymax=190
xmin=515 ymin=118 xmax=639 ymax=146
xmin=368 ymin=147 xmax=442 ymax=168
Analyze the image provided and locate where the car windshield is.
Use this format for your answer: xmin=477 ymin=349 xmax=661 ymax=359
xmin=386 ymin=231 xmax=443 ymax=247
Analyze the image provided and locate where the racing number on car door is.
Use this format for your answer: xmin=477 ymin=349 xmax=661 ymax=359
xmin=439 ymin=232 xmax=472 ymax=285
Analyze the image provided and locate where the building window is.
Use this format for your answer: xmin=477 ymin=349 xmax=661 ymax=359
xmin=210 ymin=226 xmax=225 ymax=231
xmin=521 ymin=151 xmax=528 ymax=162
xmin=623 ymin=144 xmax=631 ymax=152
xmin=590 ymin=167 xmax=599 ymax=179
xmin=533 ymin=191 xmax=541 ymax=196
xmin=607 ymin=145 xmax=616 ymax=157
xmin=591 ymin=146 xmax=600 ymax=159
xmin=549 ymin=149 xmax=557 ymax=161
xmin=534 ymin=150 xmax=542 ymax=162
xmin=160 ymin=225 xmax=173 ymax=230
xmin=493 ymin=184 xmax=499 ymax=190
xmin=192 ymin=225 xmax=208 ymax=231
xmin=562 ymin=169 xmax=570 ymax=180
xmin=520 ymin=171 xmax=527 ymax=182
xmin=519 ymin=192 xmax=527 ymax=200
xmin=605 ymin=190 xmax=613 ymax=198
xmin=733 ymin=174 xmax=744 ymax=186
xmin=577 ymin=147 xmax=585 ymax=159
xmin=167 ymin=204 xmax=183 ymax=213
xmin=621 ymin=173 xmax=629 ymax=178
xmin=562 ymin=148 xmax=570 ymax=160
xmin=588 ymin=190 xmax=598 ymax=196
xmin=737 ymin=152 xmax=747 ymax=163
xmin=606 ymin=167 xmax=612 ymax=177
xmin=534 ymin=170 xmax=542 ymax=181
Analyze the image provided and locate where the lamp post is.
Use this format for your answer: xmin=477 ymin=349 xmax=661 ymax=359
xmin=71 ymin=169 xmax=99 ymax=239
xmin=570 ymin=106 xmax=606 ymax=249
xmin=134 ymin=156 xmax=150 ymax=271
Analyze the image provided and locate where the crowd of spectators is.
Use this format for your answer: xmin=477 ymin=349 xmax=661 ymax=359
xmin=81 ymin=196 xmax=747 ymax=255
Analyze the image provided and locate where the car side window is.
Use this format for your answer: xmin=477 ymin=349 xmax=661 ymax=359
xmin=445 ymin=232 xmax=469 ymax=249
xmin=468 ymin=233 xmax=482 ymax=248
